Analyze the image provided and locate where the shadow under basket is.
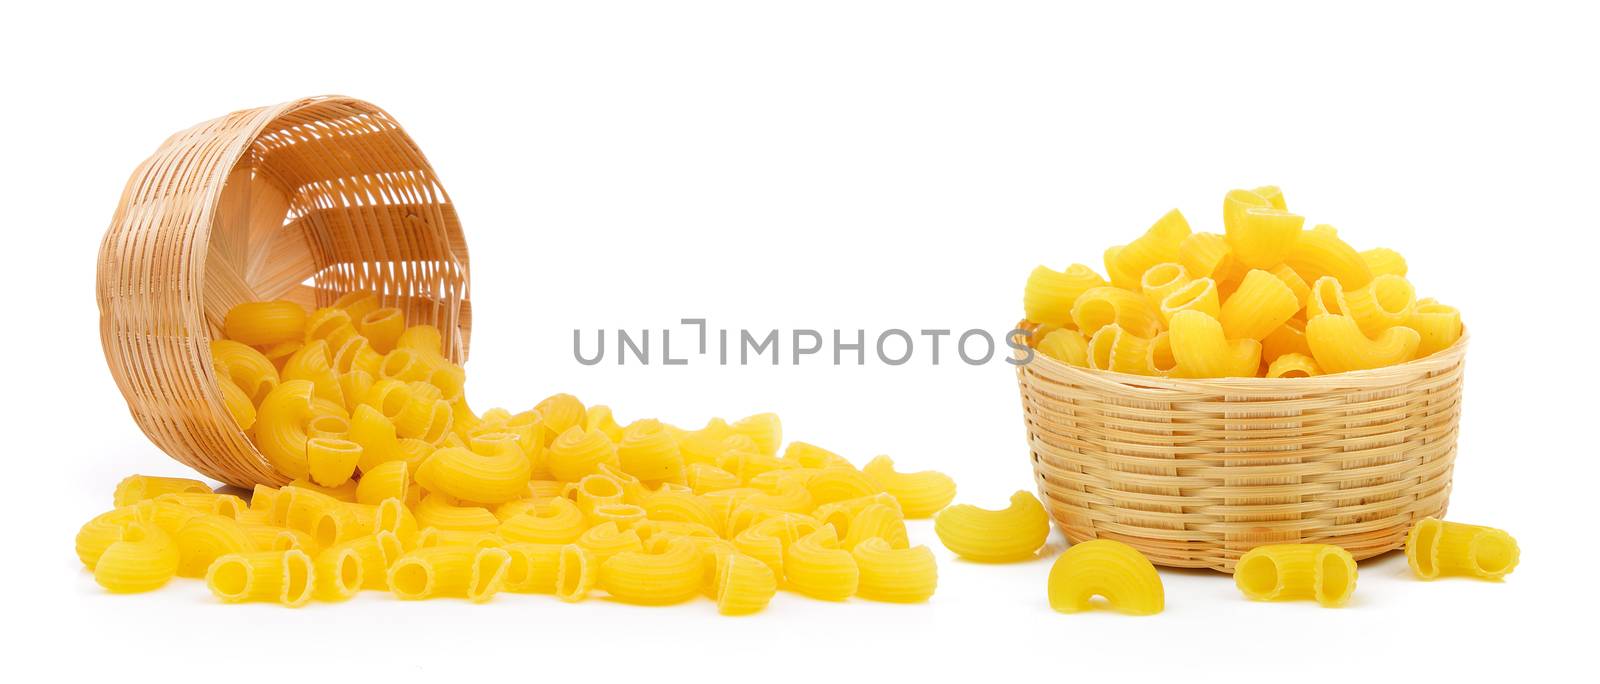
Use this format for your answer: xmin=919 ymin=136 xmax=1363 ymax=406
xmin=97 ymin=96 xmax=471 ymax=489
xmin=1015 ymin=334 xmax=1468 ymax=573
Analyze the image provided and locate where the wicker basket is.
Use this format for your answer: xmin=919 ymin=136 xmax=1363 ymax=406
xmin=97 ymin=96 xmax=471 ymax=488
xmin=1016 ymin=332 xmax=1467 ymax=573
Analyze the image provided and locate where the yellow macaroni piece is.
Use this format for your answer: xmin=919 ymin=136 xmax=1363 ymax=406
xmin=576 ymin=521 xmax=645 ymax=565
xmin=388 ymin=546 xmax=513 ymax=603
xmin=1087 ymin=324 xmax=1154 ymax=375
xmin=414 ymin=494 xmax=500 ymax=533
xmin=355 ymin=460 xmax=410 ymax=506
xmin=1071 ymin=286 xmax=1163 ymax=339
xmin=1260 ymin=317 xmax=1311 ymax=363
xmin=1406 ymin=517 xmax=1518 ymax=581
xmin=1361 ymin=247 xmax=1408 ymax=277
xmin=1114 ymin=209 xmax=1191 ymax=286
xmin=422 ymin=443 xmax=532 ymax=504
xmin=1139 ymin=262 xmax=1191 ymax=309
xmin=1285 ymin=225 xmax=1373 ymax=289
xmin=358 ymin=307 xmax=406 ymax=354
xmin=255 ymin=380 xmax=317 ymax=480
xmin=113 ymin=475 xmax=211 ymax=508
xmin=1235 ymin=543 xmax=1357 ymax=607
xmin=785 ymin=525 xmax=859 ymax=601
xmin=1024 ymin=264 xmax=1109 ymax=328
xmin=501 ymin=542 xmax=563 ymax=593
xmin=306 ymin=438 xmax=363 ymax=488
xmin=1035 ymin=328 xmax=1089 ymax=366
xmin=1178 ymin=232 xmax=1232 ymax=280
xmin=1047 ymin=539 xmax=1164 ymax=616
xmin=1219 ymin=269 xmax=1299 ymax=341
xmin=555 ymin=544 xmax=596 ymax=602
xmin=1266 ymin=353 xmax=1322 ymax=378
xmin=1221 ymin=189 xmax=1273 ymax=237
xmin=934 ymin=491 xmax=1050 ymax=562
xmin=852 ymin=538 xmax=937 ymax=603
xmin=314 ymin=544 xmax=364 ymax=602
xmin=174 ymin=513 xmax=254 ymax=578
xmin=500 ymin=497 xmax=587 ymax=544
xmin=1227 ymin=205 xmax=1304 ymax=269
xmin=861 ymin=456 xmax=956 ymax=518
xmin=547 ymin=426 xmax=620 ymax=482
xmin=1408 ymin=300 xmax=1464 ymax=357
xmin=223 ymin=300 xmax=307 ymax=346
xmin=93 ymin=521 xmax=180 ymax=593
xmin=1169 ymin=310 xmax=1261 ymax=378
xmin=715 ymin=552 xmax=778 ymax=616
xmin=1306 ymin=314 xmax=1420 ymax=374
xmin=211 ymin=339 xmax=279 ymax=404
xmin=618 ymin=419 xmax=687 ymax=485
xmin=1158 ymin=277 xmax=1221 ymax=324
xmin=1346 ymin=274 xmax=1417 ymax=336
xmin=206 ymin=549 xmax=315 ymax=607
xmin=598 ymin=536 xmax=703 ymax=605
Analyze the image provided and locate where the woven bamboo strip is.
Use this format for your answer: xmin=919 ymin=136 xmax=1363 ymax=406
xmin=98 ymin=96 xmax=470 ymax=488
xmin=1017 ymin=334 xmax=1466 ymax=572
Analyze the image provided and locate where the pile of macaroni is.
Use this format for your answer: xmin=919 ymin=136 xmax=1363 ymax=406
xmin=1022 ymin=187 xmax=1464 ymax=377
xmin=77 ymin=295 xmax=957 ymax=612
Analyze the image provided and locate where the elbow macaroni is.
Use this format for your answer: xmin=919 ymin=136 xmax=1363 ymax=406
xmin=1235 ymin=544 xmax=1357 ymax=607
xmin=1047 ymin=539 xmax=1164 ymax=616
xmin=1405 ymin=517 xmax=1518 ymax=581
xmin=934 ymin=491 xmax=1050 ymax=562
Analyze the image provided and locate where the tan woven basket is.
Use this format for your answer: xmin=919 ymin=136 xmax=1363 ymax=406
xmin=1016 ymin=332 xmax=1467 ymax=573
xmin=97 ymin=96 xmax=471 ymax=488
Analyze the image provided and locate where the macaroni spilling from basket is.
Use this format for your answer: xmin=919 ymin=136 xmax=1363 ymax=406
xmin=1022 ymin=186 xmax=1464 ymax=377
xmin=77 ymin=295 xmax=958 ymax=612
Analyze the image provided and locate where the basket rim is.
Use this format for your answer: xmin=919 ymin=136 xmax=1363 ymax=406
xmin=1017 ymin=327 xmax=1468 ymax=393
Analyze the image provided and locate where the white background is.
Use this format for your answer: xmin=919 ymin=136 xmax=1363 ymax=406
xmin=4 ymin=1 xmax=1596 ymax=680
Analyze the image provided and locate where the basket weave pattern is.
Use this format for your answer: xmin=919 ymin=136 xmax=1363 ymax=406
xmin=1016 ymin=337 xmax=1467 ymax=573
xmin=97 ymin=96 xmax=470 ymax=488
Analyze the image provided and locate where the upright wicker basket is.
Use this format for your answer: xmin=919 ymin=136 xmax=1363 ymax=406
xmin=97 ymin=96 xmax=471 ymax=489
xmin=1016 ymin=335 xmax=1467 ymax=573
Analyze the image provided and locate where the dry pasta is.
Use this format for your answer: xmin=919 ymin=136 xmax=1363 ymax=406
xmin=1305 ymin=314 xmax=1420 ymax=374
xmin=1234 ymin=543 xmax=1357 ymax=607
xmin=206 ymin=549 xmax=315 ymax=607
xmin=1047 ymin=539 xmax=1164 ymax=616
xmin=852 ymin=538 xmax=936 ymax=603
xmin=784 ymin=525 xmax=859 ymax=601
xmin=934 ymin=491 xmax=1050 ymax=562
xmin=1405 ymin=517 xmax=1518 ymax=581
xmin=94 ymin=522 xmax=180 ymax=593
xmin=861 ymin=456 xmax=955 ymax=518
xmin=1024 ymin=264 xmax=1110 ymax=328
xmin=388 ymin=546 xmax=513 ymax=603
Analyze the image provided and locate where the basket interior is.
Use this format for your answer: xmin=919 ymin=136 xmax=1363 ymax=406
xmin=202 ymin=100 xmax=471 ymax=361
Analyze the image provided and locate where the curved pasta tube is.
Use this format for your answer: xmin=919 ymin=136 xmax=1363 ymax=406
xmin=358 ymin=307 xmax=406 ymax=354
xmin=1270 ymin=264 xmax=1310 ymax=308
xmin=784 ymin=525 xmax=859 ymax=601
xmin=1221 ymin=188 xmax=1273 ymax=236
xmin=1139 ymin=262 xmax=1191 ymax=309
xmin=571 ymin=473 xmax=627 ymax=516
xmin=76 ymin=507 xmax=141 ymax=569
xmin=731 ymin=413 xmax=783 ymax=456
xmin=1113 ymin=209 xmax=1191 ymax=286
xmin=337 ymin=370 xmax=374 ymax=414
xmin=1345 ymin=274 xmax=1416 ymax=336
xmin=576 ymin=522 xmax=645 ymax=566
xmin=1408 ymin=301 xmax=1463 ymax=357
xmin=686 ymin=463 xmax=741 ymax=494
xmin=585 ymin=502 xmax=644 ymax=532
xmin=547 ymin=426 xmax=620 ymax=482
xmin=804 ymin=466 xmax=881 ymax=506
xmin=355 ymin=460 xmax=411 ymax=506
xmin=534 ymin=393 xmax=587 ymax=442
xmin=934 ymin=491 xmax=1050 ymax=562
xmin=174 ymin=513 xmax=255 ymax=578
xmin=501 ymin=542 xmax=563 ymax=593
xmin=211 ymin=339 xmax=279 ymax=404
xmin=93 ymin=521 xmax=180 ymax=593
xmin=1251 ymin=185 xmax=1286 ymax=210
xmin=678 ymin=418 xmax=737 ymax=464
xmin=1087 ymin=324 xmax=1153 ymax=375
xmin=1235 ymin=544 xmax=1357 ymax=607
xmin=1024 ymin=263 xmax=1109 ymax=328
xmin=223 ymin=300 xmax=307 ymax=346
xmin=254 ymin=380 xmax=317 ymax=480
xmin=322 ymin=531 xmax=404 ymax=591
xmin=1036 ymin=328 xmax=1089 ymax=366
xmin=414 ymin=494 xmax=500 ymax=532
xmin=113 ymin=475 xmax=211 ymax=508
xmin=555 ymin=544 xmax=597 ymax=602
xmin=307 ymin=502 xmax=379 ymax=548
xmin=379 ymin=348 xmax=436 ymax=383
xmin=1071 ymin=286 xmax=1163 ymax=338
xmin=1168 ymin=310 xmax=1262 ymax=378
xmin=314 ymin=544 xmax=364 ymax=602
xmin=388 ymin=546 xmax=513 ymax=603
xmin=331 ymin=335 xmax=384 ymax=378
xmin=1266 ymin=353 xmax=1322 ymax=378
xmin=1102 ymin=245 xmax=1140 ymax=291
xmin=1219 ymin=269 xmax=1300 ymax=341
xmin=599 ymin=536 xmax=703 ymax=605
xmin=584 ymin=405 xmax=625 ymax=443
xmin=617 ymin=419 xmax=687 ymax=485
xmin=1227 ymin=206 xmax=1304 ymax=269
xmin=219 ymin=379 xmax=256 ymax=433
xmin=1260 ymin=317 xmax=1312 ymax=363
xmin=375 ymin=498 xmax=419 ymax=547
xmin=282 ymin=339 xmax=344 ymax=406
xmin=498 ymin=497 xmax=586 ymax=544
xmin=154 ymin=492 xmax=243 ymax=516
xmin=1406 ymin=517 xmax=1518 ymax=581
xmin=840 ymin=503 xmax=909 ymax=550
xmin=362 ymin=378 xmax=415 ymax=422
xmin=861 ymin=456 xmax=955 ymax=518
xmin=395 ymin=324 xmax=446 ymax=358
xmin=1361 ymin=247 xmax=1408 ymax=278
xmin=1306 ymin=275 xmax=1350 ymax=320
xmin=422 ymin=444 xmax=531 ymax=504
xmin=733 ymin=513 xmax=822 ymax=577
xmin=643 ymin=490 xmax=721 ymax=534
xmin=1306 ymin=314 xmax=1421 ymax=374
xmin=260 ymin=340 xmax=303 ymax=371
xmin=136 ymin=498 xmax=203 ymax=535
xmin=715 ymin=552 xmax=778 ymax=616
xmin=428 ymin=363 xmax=467 ymax=405
xmin=1048 ymin=539 xmax=1164 ymax=615
xmin=1285 ymin=225 xmax=1373 ymax=289
xmin=1145 ymin=332 xmax=1178 ymax=376
xmin=206 ymin=549 xmax=315 ymax=607
xmin=307 ymin=438 xmax=362 ymax=488
xmin=417 ymin=528 xmax=503 ymax=549
xmin=1178 ymin=232 xmax=1232 ymax=279
xmin=853 ymin=538 xmax=937 ymax=603
xmin=1158 ymin=277 xmax=1221 ymax=324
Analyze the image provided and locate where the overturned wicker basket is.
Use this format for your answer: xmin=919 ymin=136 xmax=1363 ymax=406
xmin=1016 ymin=333 xmax=1467 ymax=573
xmin=97 ymin=96 xmax=471 ymax=488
